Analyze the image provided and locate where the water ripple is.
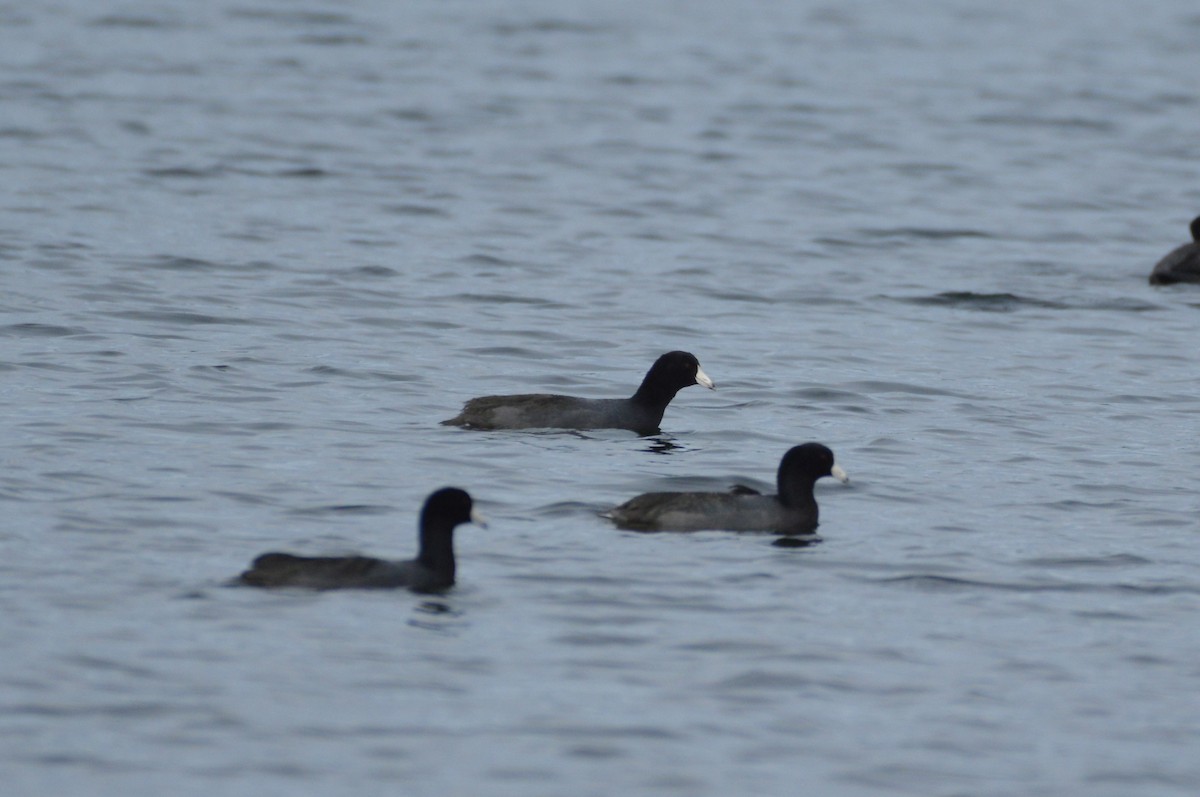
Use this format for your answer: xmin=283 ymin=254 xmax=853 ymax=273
xmin=876 ymin=574 xmax=1200 ymax=596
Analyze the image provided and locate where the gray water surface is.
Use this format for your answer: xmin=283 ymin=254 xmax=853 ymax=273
xmin=3 ymin=1 xmax=1200 ymax=795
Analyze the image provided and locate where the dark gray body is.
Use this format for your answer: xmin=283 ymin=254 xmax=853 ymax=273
xmin=444 ymin=394 xmax=668 ymax=435
xmin=610 ymin=489 xmax=819 ymax=535
xmin=1149 ymin=243 xmax=1200 ymax=285
xmin=1149 ymin=216 xmax=1200 ymax=285
xmin=237 ymin=553 xmax=452 ymax=592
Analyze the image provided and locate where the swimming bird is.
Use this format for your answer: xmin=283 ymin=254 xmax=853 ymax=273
xmin=608 ymin=443 xmax=848 ymax=534
xmin=235 ymin=487 xmax=484 ymax=592
xmin=441 ymin=351 xmax=714 ymax=435
xmin=1149 ymin=216 xmax=1200 ymax=285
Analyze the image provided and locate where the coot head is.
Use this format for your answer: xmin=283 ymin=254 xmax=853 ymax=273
xmin=422 ymin=487 xmax=486 ymax=530
xmin=639 ymin=350 xmax=715 ymax=396
xmin=778 ymin=443 xmax=849 ymax=497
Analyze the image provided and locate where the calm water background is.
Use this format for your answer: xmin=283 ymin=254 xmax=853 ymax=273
xmin=2 ymin=1 xmax=1199 ymax=795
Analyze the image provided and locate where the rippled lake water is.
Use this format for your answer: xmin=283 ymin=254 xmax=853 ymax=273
xmin=3 ymin=1 xmax=1200 ymax=795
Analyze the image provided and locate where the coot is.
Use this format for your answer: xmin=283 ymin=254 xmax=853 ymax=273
xmin=608 ymin=443 xmax=847 ymax=534
xmin=442 ymin=351 xmax=714 ymax=435
xmin=235 ymin=487 xmax=484 ymax=592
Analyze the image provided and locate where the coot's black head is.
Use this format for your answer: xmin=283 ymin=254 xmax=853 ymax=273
xmin=421 ymin=487 xmax=485 ymax=531
xmin=644 ymin=350 xmax=715 ymax=393
xmin=777 ymin=443 xmax=849 ymax=487
xmin=1189 ymin=215 xmax=1200 ymax=242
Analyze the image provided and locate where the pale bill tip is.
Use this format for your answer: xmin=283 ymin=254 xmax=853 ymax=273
xmin=831 ymin=464 xmax=849 ymax=483
xmin=695 ymin=366 xmax=715 ymax=390
xmin=471 ymin=508 xmax=489 ymax=528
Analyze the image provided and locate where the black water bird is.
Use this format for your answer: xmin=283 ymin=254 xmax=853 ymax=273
xmin=608 ymin=443 xmax=848 ymax=534
xmin=235 ymin=487 xmax=484 ymax=592
xmin=442 ymin=351 xmax=714 ymax=435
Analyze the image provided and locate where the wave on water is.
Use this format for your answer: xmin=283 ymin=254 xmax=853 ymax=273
xmin=875 ymin=573 xmax=1200 ymax=595
xmin=898 ymin=292 xmax=1066 ymax=312
xmin=897 ymin=292 xmax=1165 ymax=313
